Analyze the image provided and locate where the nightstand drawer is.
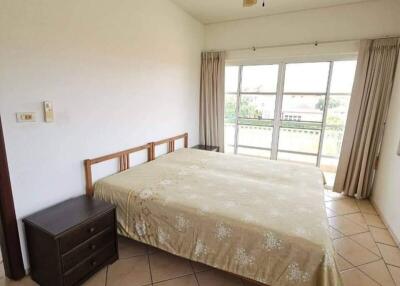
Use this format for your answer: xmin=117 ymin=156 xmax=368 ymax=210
xmin=63 ymin=242 xmax=115 ymax=286
xmin=60 ymin=211 xmax=114 ymax=253
xmin=62 ymin=227 xmax=114 ymax=272
xmin=24 ymin=196 xmax=117 ymax=286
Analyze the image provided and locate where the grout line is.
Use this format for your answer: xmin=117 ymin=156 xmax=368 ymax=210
xmin=385 ymin=262 xmax=400 ymax=268
xmin=346 ymin=235 xmax=381 ymax=257
xmin=361 ymin=213 xmax=387 ymax=230
xmin=337 ymin=258 xmax=383 ymax=272
xmin=152 ymin=273 xmax=197 ymax=285
xmin=360 ymin=260 xmax=397 ymax=286
xmin=189 ymin=261 xmax=201 ymax=286
xmin=326 ymin=208 xmax=362 ymax=217
xmin=119 ymin=253 xmax=148 ymax=260
xmin=146 ymin=253 xmax=154 ymax=285
xmin=105 ymin=265 xmax=109 ymax=286
xmin=336 ymin=252 xmax=355 ymax=270
xmin=356 ymin=265 xmax=385 ymax=286
xmin=325 ymin=194 xmax=399 ymax=286
xmin=370 ymin=199 xmax=400 ymax=247
xmin=325 ymin=203 xmax=388 ymax=229
xmin=330 ymin=225 xmax=370 ymax=239
xmin=336 ymin=214 xmax=369 ymax=230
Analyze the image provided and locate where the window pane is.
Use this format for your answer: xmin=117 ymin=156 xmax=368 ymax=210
xmin=278 ymin=127 xmax=321 ymax=154
xmin=225 ymin=66 xmax=239 ymax=93
xmin=326 ymin=95 xmax=351 ymax=126
xmin=225 ymin=93 xmax=237 ymax=122
xmin=239 ymin=94 xmax=276 ymax=119
xmin=281 ymin=95 xmax=325 ymax=122
xmin=330 ymin=61 xmax=357 ymax=94
xmin=241 ymin=65 xmax=279 ymax=93
xmin=321 ymin=127 xmax=345 ymax=158
xmin=278 ymin=152 xmax=317 ymax=165
xmin=224 ymin=123 xmax=235 ymax=154
xmin=284 ymin=62 xmax=330 ymax=93
xmin=320 ymin=127 xmax=345 ymax=187
xmin=238 ymin=147 xmax=271 ymax=159
xmin=238 ymin=123 xmax=273 ymax=150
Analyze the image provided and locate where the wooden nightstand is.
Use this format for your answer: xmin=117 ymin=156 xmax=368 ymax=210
xmin=23 ymin=196 xmax=118 ymax=286
xmin=192 ymin=145 xmax=219 ymax=152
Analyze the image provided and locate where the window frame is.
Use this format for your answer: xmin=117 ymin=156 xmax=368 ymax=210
xmin=226 ymin=59 xmax=356 ymax=174
xmin=231 ymin=64 xmax=281 ymax=157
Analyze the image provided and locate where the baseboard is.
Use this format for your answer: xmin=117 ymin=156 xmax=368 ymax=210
xmin=370 ymin=199 xmax=400 ymax=247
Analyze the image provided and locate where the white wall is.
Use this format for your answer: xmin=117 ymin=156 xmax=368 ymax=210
xmin=372 ymin=58 xmax=400 ymax=245
xmin=0 ymin=0 xmax=204 ymax=268
xmin=205 ymin=0 xmax=400 ymax=62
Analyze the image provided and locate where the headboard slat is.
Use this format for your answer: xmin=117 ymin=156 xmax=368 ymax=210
xmin=84 ymin=133 xmax=188 ymax=197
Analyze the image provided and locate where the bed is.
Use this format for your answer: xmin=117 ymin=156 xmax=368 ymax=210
xmin=84 ymin=133 xmax=342 ymax=286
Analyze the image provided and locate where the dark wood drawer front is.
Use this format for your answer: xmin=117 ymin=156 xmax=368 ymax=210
xmin=62 ymin=228 xmax=114 ymax=272
xmin=63 ymin=242 xmax=115 ymax=286
xmin=60 ymin=212 xmax=114 ymax=253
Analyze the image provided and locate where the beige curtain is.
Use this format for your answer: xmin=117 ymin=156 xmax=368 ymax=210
xmin=199 ymin=51 xmax=226 ymax=152
xmin=334 ymin=38 xmax=400 ymax=199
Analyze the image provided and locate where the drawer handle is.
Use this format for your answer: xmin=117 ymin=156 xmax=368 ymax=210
xmin=91 ymin=260 xmax=97 ymax=267
xmin=89 ymin=227 xmax=95 ymax=233
xmin=90 ymin=244 xmax=96 ymax=250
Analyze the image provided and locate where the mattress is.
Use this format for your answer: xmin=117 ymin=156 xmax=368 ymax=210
xmin=94 ymin=148 xmax=342 ymax=286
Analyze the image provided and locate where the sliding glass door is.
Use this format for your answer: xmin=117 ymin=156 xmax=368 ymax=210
xmin=224 ymin=60 xmax=357 ymax=188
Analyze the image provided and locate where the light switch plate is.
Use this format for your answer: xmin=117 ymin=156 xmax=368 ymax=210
xmin=16 ymin=112 xmax=36 ymax=122
xmin=43 ymin=101 xmax=54 ymax=122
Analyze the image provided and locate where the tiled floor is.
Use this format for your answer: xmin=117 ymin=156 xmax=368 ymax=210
xmin=1 ymin=191 xmax=400 ymax=285
xmin=325 ymin=191 xmax=400 ymax=286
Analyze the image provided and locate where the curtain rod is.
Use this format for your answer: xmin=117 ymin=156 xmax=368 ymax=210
xmin=204 ymin=35 xmax=400 ymax=53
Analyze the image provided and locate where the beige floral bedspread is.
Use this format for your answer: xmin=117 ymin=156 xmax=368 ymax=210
xmin=94 ymin=149 xmax=342 ymax=286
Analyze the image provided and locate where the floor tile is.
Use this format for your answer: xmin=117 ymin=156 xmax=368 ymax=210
xmin=118 ymin=236 xmax=148 ymax=259
xmin=191 ymin=261 xmax=213 ymax=273
xmin=107 ymin=256 xmax=152 ymax=286
xmin=326 ymin=208 xmax=337 ymax=218
xmin=349 ymin=232 xmax=381 ymax=256
xmin=196 ymin=270 xmax=243 ymax=286
xmin=363 ymin=214 xmax=386 ymax=228
xmin=83 ymin=267 xmax=107 ymax=286
xmin=329 ymin=226 xmax=344 ymax=240
xmin=242 ymin=278 xmax=261 ymax=285
xmin=153 ymin=274 xmax=198 ymax=286
xmin=378 ymin=244 xmax=400 ymax=267
xmin=325 ymin=199 xmax=360 ymax=215
xmin=148 ymin=246 xmax=160 ymax=255
xmin=341 ymin=268 xmax=379 ymax=286
xmin=328 ymin=216 xmax=368 ymax=236
xmin=388 ymin=265 xmax=400 ymax=285
xmin=370 ymin=227 xmax=397 ymax=246
xmin=334 ymin=237 xmax=380 ymax=266
xmin=0 ymin=276 xmax=38 ymax=286
xmin=149 ymin=251 xmax=193 ymax=283
xmin=334 ymin=254 xmax=353 ymax=271
xmin=358 ymin=260 xmax=395 ymax=286
xmin=343 ymin=213 xmax=368 ymax=228
xmin=356 ymin=200 xmax=378 ymax=215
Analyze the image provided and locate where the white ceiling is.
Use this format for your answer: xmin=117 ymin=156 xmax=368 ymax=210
xmin=171 ymin=0 xmax=374 ymax=24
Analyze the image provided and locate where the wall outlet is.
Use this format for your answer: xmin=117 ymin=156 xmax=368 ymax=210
xmin=43 ymin=101 xmax=54 ymax=122
xmin=16 ymin=112 xmax=36 ymax=122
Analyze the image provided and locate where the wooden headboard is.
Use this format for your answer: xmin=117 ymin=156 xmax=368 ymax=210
xmin=84 ymin=133 xmax=188 ymax=197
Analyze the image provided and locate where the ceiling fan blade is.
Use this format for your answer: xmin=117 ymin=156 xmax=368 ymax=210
xmin=243 ymin=0 xmax=257 ymax=7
